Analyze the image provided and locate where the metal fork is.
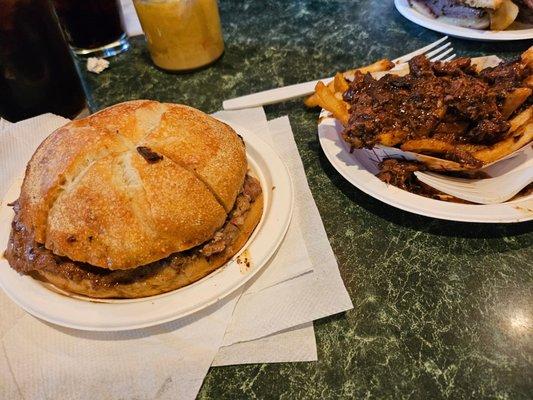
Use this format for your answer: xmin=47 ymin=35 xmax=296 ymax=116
xmin=223 ymin=36 xmax=454 ymax=110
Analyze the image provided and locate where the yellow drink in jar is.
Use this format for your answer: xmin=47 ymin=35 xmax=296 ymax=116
xmin=133 ymin=0 xmax=224 ymax=71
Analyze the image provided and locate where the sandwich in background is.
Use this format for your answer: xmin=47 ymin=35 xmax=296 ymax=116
xmin=409 ymin=0 xmax=533 ymax=30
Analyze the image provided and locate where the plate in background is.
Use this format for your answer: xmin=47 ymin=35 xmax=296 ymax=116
xmin=395 ymin=0 xmax=533 ymax=41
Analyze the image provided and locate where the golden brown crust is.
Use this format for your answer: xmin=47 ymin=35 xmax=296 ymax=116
xmin=35 ymin=193 xmax=263 ymax=299
xmin=85 ymin=100 xmax=167 ymax=145
xmin=17 ymin=101 xmax=248 ymax=270
xmin=18 ymin=121 xmax=129 ymax=244
xmin=145 ymin=104 xmax=247 ymax=211
xmin=45 ymin=153 xmax=227 ymax=270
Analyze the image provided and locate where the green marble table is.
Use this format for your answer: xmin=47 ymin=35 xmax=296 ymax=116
xmin=77 ymin=1 xmax=532 ymax=398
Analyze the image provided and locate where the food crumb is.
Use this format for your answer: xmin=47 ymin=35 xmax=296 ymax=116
xmin=514 ymin=205 xmax=533 ymax=214
xmin=87 ymin=57 xmax=110 ymax=74
xmin=237 ymin=249 xmax=252 ymax=273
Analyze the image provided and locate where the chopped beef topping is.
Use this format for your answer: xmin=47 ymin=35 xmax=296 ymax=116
xmin=136 ymin=146 xmax=163 ymax=163
xmin=377 ymin=159 xmax=427 ymax=192
xmin=200 ymin=174 xmax=261 ymax=257
xmin=377 ymin=159 xmax=462 ymax=202
xmin=342 ymin=54 xmax=531 ymax=151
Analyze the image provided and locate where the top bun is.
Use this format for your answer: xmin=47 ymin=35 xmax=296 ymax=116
xmin=18 ymin=101 xmax=247 ymax=270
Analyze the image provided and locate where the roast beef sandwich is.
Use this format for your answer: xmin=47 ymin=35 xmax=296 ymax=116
xmin=409 ymin=0 xmax=532 ymax=29
xmin=4 ymin=100 xmax=263 ymax=298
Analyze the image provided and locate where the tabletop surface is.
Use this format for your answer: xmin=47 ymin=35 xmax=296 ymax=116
xmin=77 ymin=1 xmax=532 ymax=398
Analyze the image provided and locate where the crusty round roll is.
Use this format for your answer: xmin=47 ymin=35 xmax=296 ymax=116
xmin=17 ymin=101 xmax=248 ymax=270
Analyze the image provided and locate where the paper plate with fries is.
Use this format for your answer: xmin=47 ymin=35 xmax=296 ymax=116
xmin=395 ymin=0 xmax=533 ymax=42
xmin=308 ymin=48 xmax=533 ymax=223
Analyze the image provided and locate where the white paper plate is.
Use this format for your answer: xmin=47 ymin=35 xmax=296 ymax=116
xmin=318 ymin=116 xmax=533 ymax=223
xmin=395 ymin=0 xmax=533 ymax=41
xmin=0 ymin=121 xmax=293 ymax=331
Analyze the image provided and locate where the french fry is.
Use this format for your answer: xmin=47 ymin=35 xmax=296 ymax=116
xmin=521 ymin=46 xmax=533 ymax=68
xmin=314 ymin=81 xmax=349 ymax=126
xmin=490 ymin=0 xmax=519 ymax=31
xmin=525 ymin=75 xmax=533 ymax=88
xmin=333 ymin=72 xmax=350 ymax=93
xmin=305 ymin=81 xmax=334 ymax=108
xmin=319 ymin=75 xmax=349 ymax=103
xmin=509 ymin=106 xmax=532 ymax=132
xmin=304 ymin=94 xmax=319 ymax=108
xmin=400 ymin=139 xmax=456 ymax=154
xmin=376 ymin=130 xmax=408 ymax=146
xmin=401 ymin=139 xmax=482 ymax=168
xmin=502 ymin=87 xmax=532 ymax=118
xmin=343 ymin=59 xmax=395 ymax=80
xmin=474 ymin=121 xmax=533 ymax=163
xmin=304 ymin=59 xmax=393 ymax=108
xmin=371 ymin=65 xmax=410 ymax=80
xmin=305 ymin=76 xmax=347 ymax=108
xmin=456 ymin=143 xmax=488 ymax=153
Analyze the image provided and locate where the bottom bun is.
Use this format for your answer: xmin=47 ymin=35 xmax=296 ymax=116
xmin=6 ymin=176 xmax=263 ymax=299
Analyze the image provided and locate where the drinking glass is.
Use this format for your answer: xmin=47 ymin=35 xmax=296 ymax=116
xmin=0 ymin=0 xmax=86 ymax=122
xmin=51 ymin=0 xmax=130 ymax=57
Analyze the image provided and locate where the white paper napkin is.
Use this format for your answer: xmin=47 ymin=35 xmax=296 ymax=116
xmin=210 ymin=112 xmax=351 ymax=363
xmin=0 ymin=294 xmax=238 ymax=400
xmin=211 ymin=110 xmax=321 ymax=366
xmin=0 ymin=115 xmax=69 ymax=197
xmin=221 ymin=117 xmax=353 ymax=346
xmin=213 ymin=322 xmax=317 ymax=366
xmin=0 ymin=117 xmax=12 ymax=131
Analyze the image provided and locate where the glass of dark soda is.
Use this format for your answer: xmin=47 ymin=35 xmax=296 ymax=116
xmin=51 ymin=0 xmax=130 ymax=57
xmin=0 ymin=0 xmax=86 ymax=122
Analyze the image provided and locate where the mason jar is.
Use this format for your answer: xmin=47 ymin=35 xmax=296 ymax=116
xmin=133 ymin=0 xmax=225 ymax=71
